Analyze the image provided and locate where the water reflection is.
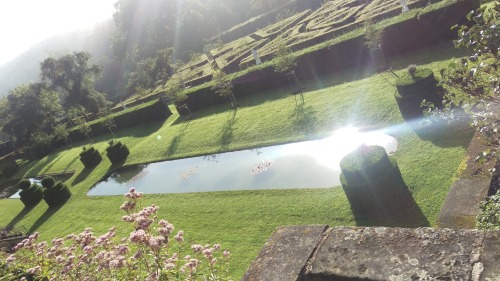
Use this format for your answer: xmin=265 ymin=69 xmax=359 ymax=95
xmin=87 ymin=127 xmax=398 ymax=196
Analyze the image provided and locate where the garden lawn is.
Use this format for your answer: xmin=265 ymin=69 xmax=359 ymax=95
xmin=0 ymin=42 xmax=472 ymax=278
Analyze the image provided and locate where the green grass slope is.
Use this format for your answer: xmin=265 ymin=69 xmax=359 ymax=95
xmin=0 ymin=42 xmax=472 ymax=278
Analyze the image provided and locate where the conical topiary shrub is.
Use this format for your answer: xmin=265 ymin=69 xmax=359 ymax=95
xmin=106 ymin=140 xmax=130 ymax=165
xmin=395 ymin=65 xmax=443 ymax=120
xmin=79 ymin=146 xmax=102 ymax=168
xmin=339 ymin=145 xmax=409 ymax=222
xmin=18 ymin=180 xmax=44 ymax=207
xmin=42 ymin=177 xmax=71 ymax=208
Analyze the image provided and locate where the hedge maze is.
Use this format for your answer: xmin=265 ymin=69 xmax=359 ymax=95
xmin=171 ymin=0 xmax=433 ymax=88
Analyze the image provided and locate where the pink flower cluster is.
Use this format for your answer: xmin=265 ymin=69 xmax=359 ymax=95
xmin=2 ymin=187 xmax=232 ymax=281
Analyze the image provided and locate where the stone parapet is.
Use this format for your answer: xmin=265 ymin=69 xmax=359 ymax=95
xmin=242 ymin=226 xmax=500 ymax=281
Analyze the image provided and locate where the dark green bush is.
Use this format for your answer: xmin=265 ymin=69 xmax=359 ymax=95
xmin=2 ymin=161 xmax=19 ymax=178
xmin=30 ymin=142 xmax=52 ymax=160
xmin=106 ymin=140 xmax=130 ymax=164
xmin=79 ymin=146 xmax=102 ymax=168
xmin=16 ymin=179 xmax=32 ymax=191
xmin=19 ymin=184 xmax=43 ymax=207
xmin=41 ymin=176 xmax=56 ymax=189
xmin=43 ymin=181 xmax=71 ymax=208
xmin=394 ymin=67 xmax=443 ymax=119
xmin=339 ymin=145 xmax=408 ymax=217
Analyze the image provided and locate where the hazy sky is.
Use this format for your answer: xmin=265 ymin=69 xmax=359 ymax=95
xmin=0 ymin=0 xmax=117 ymax=65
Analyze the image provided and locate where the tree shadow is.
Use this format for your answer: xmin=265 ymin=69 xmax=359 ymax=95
xmin=27 ymin=204 xmax=63 ymax=234
xmin=219 ymin=109 xmax=238 ymax=150
xmin=290 ymin=104 xmax=317 ymax=134
xmin=165 ymin=120 xmax=191 ymax=156
xmin=71 ymin=167 xmax=94 ymax=186
xmin=6 ymin=206 xmax=35 ymax=228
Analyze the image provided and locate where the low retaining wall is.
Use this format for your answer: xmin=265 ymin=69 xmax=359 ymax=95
xmin=242 ymin=225 xmax=500 ymax=280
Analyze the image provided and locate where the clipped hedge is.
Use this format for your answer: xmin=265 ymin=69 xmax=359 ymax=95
xmin=17 ymin=179 xmax=32 ymax=191
xmin=106 ymin=140 xmax=130 ymax=165
xmin=395 ymin=67 xmax=443 ymax=119
xmin=67 ymin=99 xmax=172 ymax=144
xmin=181 ymin=0 xmax=478 ymax=112
xmin=19 ymin=183 xmax=44 ymax=207
xmin=43 ymin=180 xmax=71 ymax=208
xmin=1 ymin=161 xmax=19 ymax=179
xmin=79 ymin=147 xmax=102 ymax=168
xmin=0 ymin=141 xmax=14 ymax=158
xmin=339 ymin=145 xmax=409 ymax=219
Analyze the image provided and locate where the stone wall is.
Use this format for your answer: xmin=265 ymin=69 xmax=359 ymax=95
xmin=242 ymin=226 xmax=500 ymax=281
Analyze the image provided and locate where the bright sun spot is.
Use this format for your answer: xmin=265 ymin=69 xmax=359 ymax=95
xmin=280 ymin=127 xmax=398 ymax=168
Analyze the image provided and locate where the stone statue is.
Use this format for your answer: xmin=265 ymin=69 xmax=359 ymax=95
xmin=252 ymin=49 xmax=262 ymax=65
xmin=399 ymin=0 xmax=409 ymax=13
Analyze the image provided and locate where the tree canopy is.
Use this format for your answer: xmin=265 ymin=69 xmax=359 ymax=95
xmin=40 ymin=52 xmax=110 ymax=114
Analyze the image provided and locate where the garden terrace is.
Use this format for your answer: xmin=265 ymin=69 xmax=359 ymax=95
xmin=121 ymin=0 xmax=477 ymax=111
xmin=0 ymin=42 xmax=475 ymax=278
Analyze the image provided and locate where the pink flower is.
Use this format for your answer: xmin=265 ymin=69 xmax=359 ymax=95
xmin=174 ymin=230 xmax=184 ymax=242
xmin=223 ymin=250 xmax=231 ymax=258
xmin=27 ymin=266 xmax=42 ymax=275
xmin=130 ymin=229 xmax=147 ymax=243
xmin=191 ymin=244 xmax=203 ymax=253
xmin=202 ymin=248 xmax=213 ymax=259
xmin=213 ymin=244 xmax=221 ymax=251
xmin=6 ymin=254 xmax=16 ymax=263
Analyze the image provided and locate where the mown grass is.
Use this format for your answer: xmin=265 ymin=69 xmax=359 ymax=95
xmin=0 ymin=42 xmax=472 ymax=278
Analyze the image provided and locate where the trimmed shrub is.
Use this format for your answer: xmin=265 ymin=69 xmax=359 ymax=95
xmin=30 ymin=142 xmax=52 ymax=160
xmin=16 ymin=179 xmax=32 ymax=191
xmin=395 ymin=67 xmax=443 ymax=119
xmin=19 ymin=184 xmax=43 ymax=207
xmin=43 ymin=180 xmax=71 ymax=208
xmin=79 ymin=146 xmax=102 ymax=168
xmin=106 ymin=140 xmax=130 ymax=165
xmin=1 ymin=161 xmax=19 ymax=179
xmin=41 ymin=176 xmax=56 ymax=189
xmin=339 ymin=145 xmax=409 ymax=219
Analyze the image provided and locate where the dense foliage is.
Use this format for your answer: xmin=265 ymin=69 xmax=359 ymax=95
xmin=430 ymin=3 xmax=499 ymax=168
xmin=477 ymin=190 xmax=500 ymax=230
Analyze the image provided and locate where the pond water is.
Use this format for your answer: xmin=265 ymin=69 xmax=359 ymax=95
xmin=88 ymin=127 xmax=398 ymax=196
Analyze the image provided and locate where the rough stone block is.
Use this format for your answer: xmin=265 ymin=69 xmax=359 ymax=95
xmin=437 ymin=178 xmax=491 ymax=229
xmin=241 ymin=225 xmax=328 ymax=281
xmin=306 ymin=227 xmax=483 ymax=281
xmin=481 ymin=231 xmax=500 ymax=280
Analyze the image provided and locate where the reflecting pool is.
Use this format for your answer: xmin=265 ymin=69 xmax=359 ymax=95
xmin=87 ymin=127 xmax=398 ymax=196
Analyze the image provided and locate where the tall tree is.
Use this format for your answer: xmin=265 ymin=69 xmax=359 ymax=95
xmin=0 ymin=83 xmax=62 ymax=146
xmin=40 ymin=52 xmax=109 ymax=114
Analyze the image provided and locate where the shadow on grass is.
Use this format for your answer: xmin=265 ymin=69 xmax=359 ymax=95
xmin=219 ymin=109 xmax=238 ymax=150
xmin=166 ymin=120 xmax=191 ymax=156
xmin=410 ymin=116 xmax=474 ymax=149
xmin=27 ymin=204 xmax=63 ymax=234
xmin=71 ymin=167 xmax=94 ymax=186
xmin=290 ymin=104 xmax=317 ymax=134
xmin=351 ymin=188 xmax=430 ymax=228
xmin=6 ymin=206 xmax=35 ymax=228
